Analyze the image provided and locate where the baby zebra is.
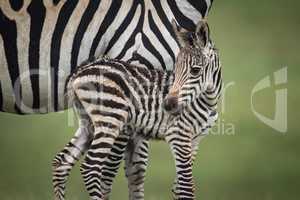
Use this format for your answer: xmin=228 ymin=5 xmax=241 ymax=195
xmin=54 ymin=20 xmax=222 ymax=200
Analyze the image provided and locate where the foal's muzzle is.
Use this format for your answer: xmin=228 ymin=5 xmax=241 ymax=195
xmin=163 ymin=92 xmax=182 ymax=115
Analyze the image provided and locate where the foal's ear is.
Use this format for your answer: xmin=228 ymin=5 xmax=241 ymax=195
xmin=195 ymin=20 xmax=210 ymax=47
xmin=172 ymin=19 xmax=193 ymax=48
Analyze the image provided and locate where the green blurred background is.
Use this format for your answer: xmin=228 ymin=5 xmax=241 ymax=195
xmin=0 ymin=0 xmax=299 ymax=199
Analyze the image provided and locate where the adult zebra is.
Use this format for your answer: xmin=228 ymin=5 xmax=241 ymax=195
xmin=0 ymin=0 xmax=215 ymax=199
xmin=0 ymin=0 xmax=214 ymax=113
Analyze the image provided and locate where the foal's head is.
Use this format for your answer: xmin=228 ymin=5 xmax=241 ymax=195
xmin=164 ymin=20 xmax=221 ymax=114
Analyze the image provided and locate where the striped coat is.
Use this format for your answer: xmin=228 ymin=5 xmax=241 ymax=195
xmin=0 ymin=0 xmax=214 ymax=114
xmin=54 ymin=20 xmax=222 ymax=199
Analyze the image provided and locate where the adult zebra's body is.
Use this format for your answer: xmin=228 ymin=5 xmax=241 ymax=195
xmin=59 ymin=20 xmax=222 ymax=199
xmin=0 ymin=0 xmax=213 ymax=114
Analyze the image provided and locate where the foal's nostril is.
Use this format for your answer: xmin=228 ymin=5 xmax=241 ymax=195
xmin=209 ymin=110 xmax=217 ymax=117
xmin=163 ymin=96 xmax=178 ymax=112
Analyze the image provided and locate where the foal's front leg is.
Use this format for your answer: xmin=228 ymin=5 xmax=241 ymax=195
xmin=124 ymin=135 xmax=150 ymax=200
xmin=165 ymin=129 xmax=195 ymax=200
xmin=191 ymin=133 xmax=207 ymax=165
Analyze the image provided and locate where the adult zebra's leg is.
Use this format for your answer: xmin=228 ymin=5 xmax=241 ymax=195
xmin=124 ymin=135 xmax=149 ymax=200
xmin=80 ymin=123 xmax=123 ymax=200
xmin=165 ymin=131 xmax=194 ymax=200
xmin=52 ymin=119 xmax=93 ymax=200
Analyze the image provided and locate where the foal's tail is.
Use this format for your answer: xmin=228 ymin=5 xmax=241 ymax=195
xmin=64 ymin=75 xmax=76 ymax=109
xmin=64 ymin=74 xmax=91 ymax=128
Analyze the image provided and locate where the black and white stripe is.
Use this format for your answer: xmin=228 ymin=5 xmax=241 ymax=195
xmin=57 ymin=20 xmax=221 ymax=199
xmin=0 ymin=1 xmax=215 ymax=199
xmin=0 ymin=0 xmax=214 ymax=114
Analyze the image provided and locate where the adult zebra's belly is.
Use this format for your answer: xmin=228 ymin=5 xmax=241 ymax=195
xmin=0 ymin=68 xmax=71 ymax=114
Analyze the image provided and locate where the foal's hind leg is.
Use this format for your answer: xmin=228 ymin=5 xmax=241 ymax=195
xmin=100 ymin=133 xmax=130 ymax=199
xmin=52 ymin=119 xmax=92 ymax=200
xmin=80 ymin=121 xmax=126 ymax=200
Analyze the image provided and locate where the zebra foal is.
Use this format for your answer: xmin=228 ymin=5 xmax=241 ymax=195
xmin=58 ymin=20 xmax=222 ymax=200
xmin=0 ymin=1 xmax=216 ymax=199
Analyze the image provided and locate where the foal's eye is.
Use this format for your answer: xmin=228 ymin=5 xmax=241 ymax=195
xmin=190 ymin=65 xmax=204 ymax=76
